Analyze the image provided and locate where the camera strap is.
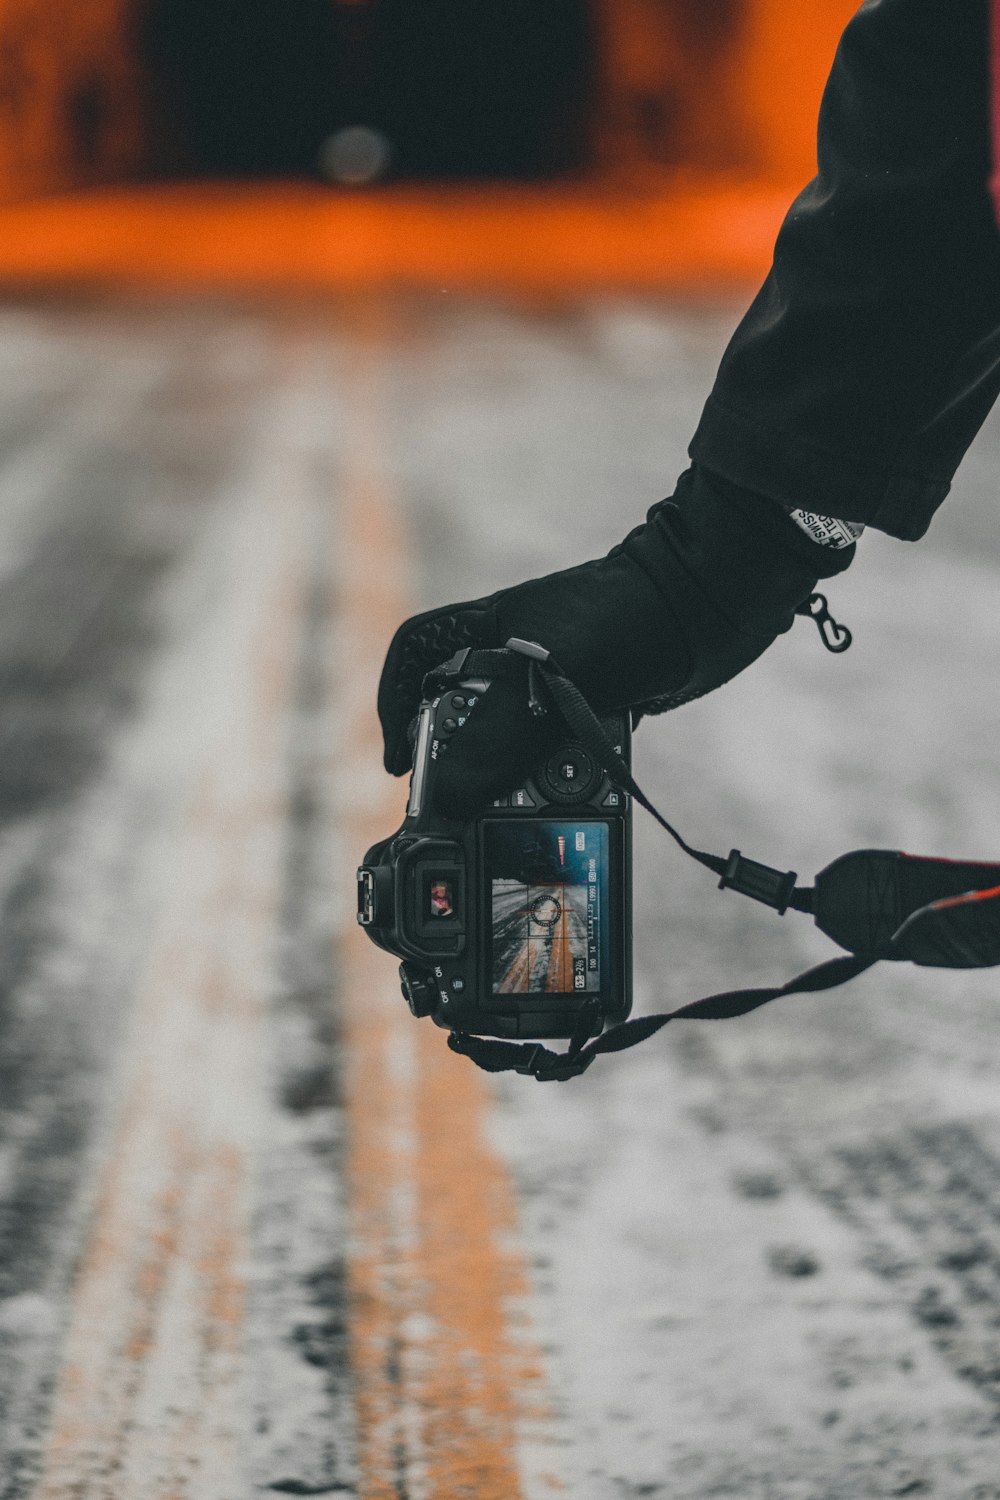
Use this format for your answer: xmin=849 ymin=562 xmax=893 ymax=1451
xmin=436 ymin=641 xmax=1000 ymax=1083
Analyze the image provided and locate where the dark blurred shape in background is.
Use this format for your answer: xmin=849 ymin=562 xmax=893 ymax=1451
xmin=141 ymin=0 xmax=597 ymax=181
xmin=0 ymin=0 xmax=146 ymax=201
xmin=0 ymin=1 xmax=858 ymax=288
xmin=0 ymin=0 xmax=862 ymax=200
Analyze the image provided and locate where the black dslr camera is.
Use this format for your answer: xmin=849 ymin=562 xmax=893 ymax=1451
xmin=357 ymin=648 xmax=632 ymax=1040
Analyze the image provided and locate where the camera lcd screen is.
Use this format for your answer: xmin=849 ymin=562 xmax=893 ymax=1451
xmin=484 ymin=820 xmax=610 ymax=996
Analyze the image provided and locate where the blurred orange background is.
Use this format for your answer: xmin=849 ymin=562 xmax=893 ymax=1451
xmin=0 ymin=0 xmax=858 ymax=291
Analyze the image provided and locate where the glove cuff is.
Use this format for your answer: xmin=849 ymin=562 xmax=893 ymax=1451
xmin=628 ymin=465 xmax=854 ymax=642
xmin=698 ymin=468 xmax=856 ymax=580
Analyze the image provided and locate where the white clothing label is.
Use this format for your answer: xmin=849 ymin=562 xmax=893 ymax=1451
xmin=789 ymin=509 xmax=865 ymax=549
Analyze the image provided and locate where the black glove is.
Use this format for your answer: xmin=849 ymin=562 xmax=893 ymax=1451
xmin=378 ymin=465 xmax=854 ymax=817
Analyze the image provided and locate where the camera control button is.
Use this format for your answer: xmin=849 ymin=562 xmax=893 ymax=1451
xmin=539 ymin=746 xmax=599 ymax=803
xmin=511 ymin=787 xmax=537 ymax=809
xmin=450 ymin=694 xmax=467 ymax=710
xmin=601 ymin=789 xmax=624 ymax=809
xmin=441 ymin=717 xmax=458 ymax=734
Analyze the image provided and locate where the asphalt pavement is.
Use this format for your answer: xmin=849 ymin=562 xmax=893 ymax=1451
xmin=0 ymin=290 xmax=999 ymax=1499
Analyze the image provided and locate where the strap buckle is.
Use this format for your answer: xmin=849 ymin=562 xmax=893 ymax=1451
xmin=533 ymin=1051 xmax=594 ymax=1082
xmin=433 ymin=646 xmax=471 ymax=680
xmin=511 ymin=1041 xmax=595 ymax=1081
xmin=503 ymin=637 xmax=565 ymax=718
xmin=718 ymin=849 xmax=798 ymax=914
xmin=513 ymin=1043 xmax=545 ymax=1075
xmin=504 ymin=637 xmax=554 ymax=665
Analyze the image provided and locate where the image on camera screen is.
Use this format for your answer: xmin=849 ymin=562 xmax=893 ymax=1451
xmin=428 ymin=879 xmax=454 ymax=919
xmin=485 ymin=820 xmax=608 ymax=995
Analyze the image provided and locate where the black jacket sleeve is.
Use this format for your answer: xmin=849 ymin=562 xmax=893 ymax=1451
xmin=690 ymin=0 xmax=1000 ymax=541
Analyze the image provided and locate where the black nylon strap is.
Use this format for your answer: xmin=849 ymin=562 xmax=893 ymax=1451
xmin=890 ymin=881 xmax=1000 ymax=968
xmin=433 ymin=644 xmax=733 ymax=881
xmin=540 ymin=667 xmax=729 ymax=880
xmin=428 ymin=640 xmax=849 ymax=1081
xmin=449 ymin=953 xmax=877 ymax=1081
xmin=425 ymin=642 xmax=993 ymax=1082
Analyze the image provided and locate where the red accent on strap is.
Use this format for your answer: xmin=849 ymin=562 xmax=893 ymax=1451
xmin=931 ymin=884 xmax=1000 ymax=912
xmin=905 ymin=858 xmax=1000 ymax=870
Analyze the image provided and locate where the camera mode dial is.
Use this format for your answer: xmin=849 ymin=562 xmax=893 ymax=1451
xmin=537 ymin=745 xmax=600 ymax=804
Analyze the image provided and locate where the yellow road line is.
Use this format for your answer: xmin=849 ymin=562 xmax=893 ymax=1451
xmin=335 ymin=299 xmax=554 ymax=1500
xmin=548 ymin=903 xmax=572 ymax=994
xmin=30 ymin=300 xmax=555 ymax=1498
xmin=33 ymin=380 xmax=316 ymax=1499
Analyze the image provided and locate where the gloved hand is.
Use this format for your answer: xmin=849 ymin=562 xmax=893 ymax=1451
xmin=378 ymin=465 xmax=854 ymax=817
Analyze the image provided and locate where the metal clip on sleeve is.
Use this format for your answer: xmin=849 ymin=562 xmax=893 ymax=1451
xmin=797 ymin=593 xmax=852 ymax=653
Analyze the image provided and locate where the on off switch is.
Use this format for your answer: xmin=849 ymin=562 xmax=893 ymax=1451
xmin=399 ymin=964 xmax=436 ymax=1017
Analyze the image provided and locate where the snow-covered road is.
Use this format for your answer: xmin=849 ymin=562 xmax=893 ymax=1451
xmin=0 ymin=291 xmax=999 ymax=1499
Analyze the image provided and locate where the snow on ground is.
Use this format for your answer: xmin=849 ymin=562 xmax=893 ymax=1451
xmin=0 ymin=292 xmax=998 ymax=1498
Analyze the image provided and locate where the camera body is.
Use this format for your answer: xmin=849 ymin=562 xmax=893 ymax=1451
xmin=358 ymin=660 xmax=632 ymax=1039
